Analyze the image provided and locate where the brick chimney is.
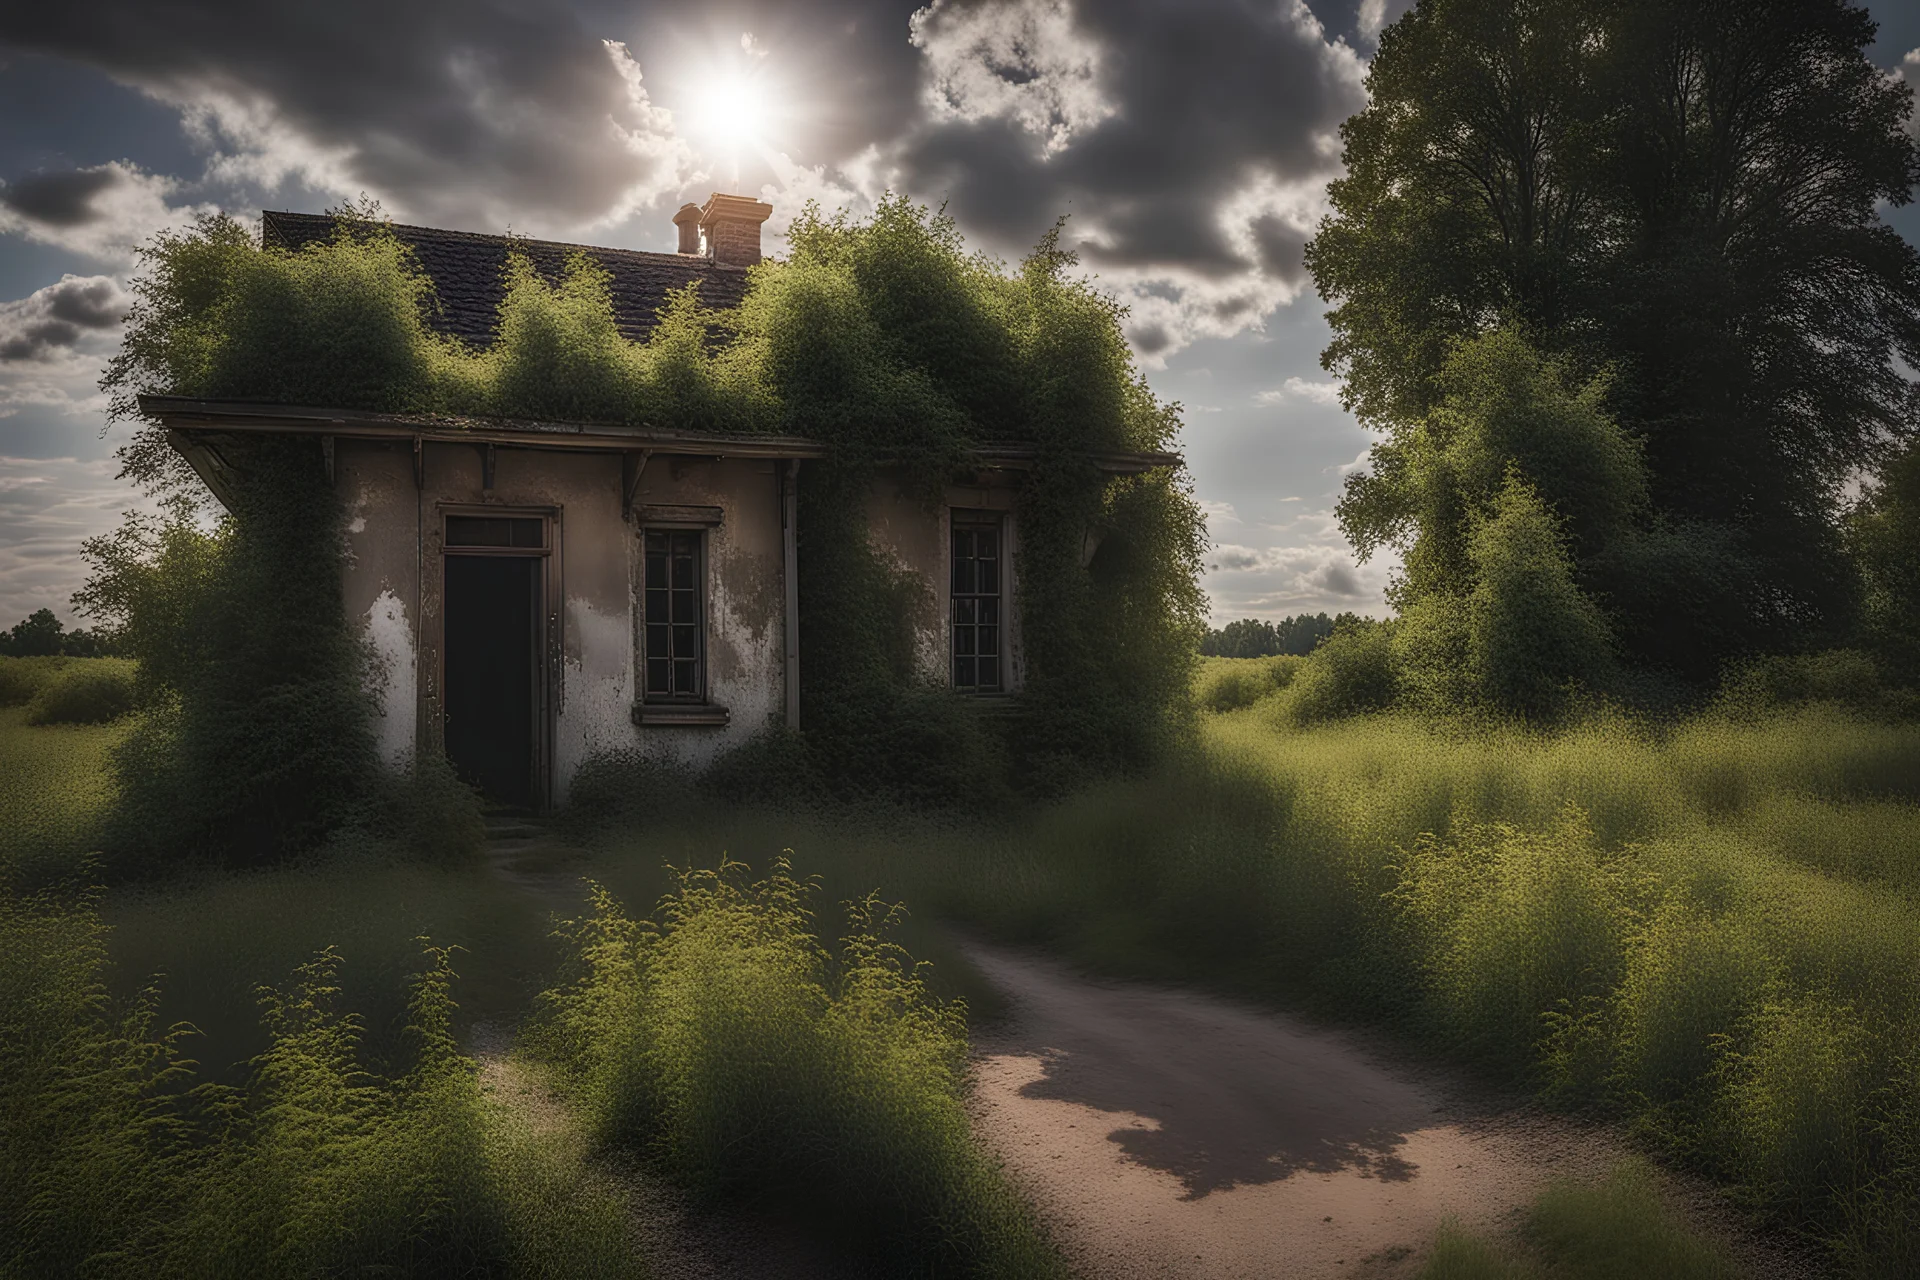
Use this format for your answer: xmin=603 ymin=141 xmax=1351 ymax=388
xmin=697 ymin=193 xmax=773 ymax=267
xmin=672 ymin=203 xmax=702 ymax=255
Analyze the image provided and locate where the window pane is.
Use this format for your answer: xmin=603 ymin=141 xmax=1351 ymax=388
xmin=646 ymin=589 xmax=669 ymax=620
xmin=674 ymin=659 xmax=697 ymax=693
xmin=955 ymin=656 xmax=975 ymax=688
xmin=956 ymin=626 xmax=975 ymax=656
xmin=647 ymin=658 xmax=671 ymax=692
xmin=979 ymin=626 xmax=998 ymax=657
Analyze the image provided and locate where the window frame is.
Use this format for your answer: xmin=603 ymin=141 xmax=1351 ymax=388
xmin=949 ymin=509 xmax=1007 ymax=695
xmin=639 ymin=521 xmax=712 ymax=705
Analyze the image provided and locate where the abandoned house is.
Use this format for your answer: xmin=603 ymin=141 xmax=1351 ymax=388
xmin=139 ymin=194 xmax=1178 ymax=810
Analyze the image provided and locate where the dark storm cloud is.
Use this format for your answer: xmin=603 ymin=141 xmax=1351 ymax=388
xmin=0 ymin=1 xmax=707 ymax=234
xmin=0 ymin=168 xmax=120 ymax=226
xmin=901 ymin=0 xmax=1366 ymax=280
xmin=0 ymin=275 xmax=127 ymax=362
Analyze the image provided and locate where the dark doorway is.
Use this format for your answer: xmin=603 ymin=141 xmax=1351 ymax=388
xmin=443 ymin=554 xmax=540 ymax=807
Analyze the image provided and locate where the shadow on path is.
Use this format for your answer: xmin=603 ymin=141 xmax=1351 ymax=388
xmin=963 ymin=942 xmax=1443 ymax=1199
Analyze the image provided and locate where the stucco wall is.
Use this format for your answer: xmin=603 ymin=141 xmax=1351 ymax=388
xmin=335 ymin=439 xmax=790 ymax=805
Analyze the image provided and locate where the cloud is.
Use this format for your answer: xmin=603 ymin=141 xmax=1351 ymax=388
xmin=1 ymin=2 xmax=699 ymax=238
xmin=911 ymin=0 xmax=1115 ymax=157
xmin=0 ymin=162 xmax=215 ymax=262
xmin=1200 ymin=534 xmax=1390 ymax=621
xmin=0 ymin=454 xmax=154 ymax=627
xmin=894 ymin=0 xmax=1366 ymax=359
xmin=0 ymin=275 xmax=129 ymax=364
xmin=1255 ymin=375 xmax=1342 ymax=406
xmin=1900 ymin=50 xmax=1920 ymax=137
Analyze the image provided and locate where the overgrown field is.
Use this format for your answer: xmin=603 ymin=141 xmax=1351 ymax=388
xmin=568 ymin=670 xmax=1920 ymax=1274
xmin=7 ymin=663 xmax=1918 ymax=1273
xmin=0 ymin=704 xmax=1064 ymax=1278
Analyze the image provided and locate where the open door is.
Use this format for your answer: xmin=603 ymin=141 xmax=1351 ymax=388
xmin=442 ymin=515 xmax=547 ymax=809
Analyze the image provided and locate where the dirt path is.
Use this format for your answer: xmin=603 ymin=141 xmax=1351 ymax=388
xmin=959 ymin=939 xmax=1800 ymax=1280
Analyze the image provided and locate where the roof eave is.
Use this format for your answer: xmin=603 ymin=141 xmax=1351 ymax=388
xmin=137 ymin=395 xmax=1183 ymax=474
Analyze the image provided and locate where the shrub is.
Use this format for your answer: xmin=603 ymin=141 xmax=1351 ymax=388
xmin=1525 ymin=1159 xmax=1740 ymax=1279
xmin=1716 ymin=648 xmax=1891 ymax=716
xmin=384 ymin=749 xmax=487 ymax=866
xmin=531 ymin=858 xmax=1064 ymax=1276
xmin=1279 ymin=618 xmax=1398 ymax=724
xmin=0 ymin=882 xmax=637 ymax=1277
xmin=24 ymin=660 xmax=137 ymax=726
xmin=1461 ymin=474 xmax=1613 ymax=720
xmin=1194 ymin=655 xmax=1302 ymax=713
xmin=1394 ymin=811 xmax=1640 ymax=1071
xmin=0 ymin=655 xmax=67 ymax=707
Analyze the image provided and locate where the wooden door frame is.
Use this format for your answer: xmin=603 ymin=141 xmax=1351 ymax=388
xmin=421 ymin=503 xmax=563 ymax=811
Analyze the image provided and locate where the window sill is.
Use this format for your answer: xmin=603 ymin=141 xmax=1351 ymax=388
xmin=633 ymin=702 xmax=730 ymax=727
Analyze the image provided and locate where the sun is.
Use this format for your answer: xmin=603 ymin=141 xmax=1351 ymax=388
xmin=693 ymin=72 xmax=770 ymax=149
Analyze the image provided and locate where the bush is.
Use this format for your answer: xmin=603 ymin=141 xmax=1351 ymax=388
xmin=1194 ymin=655 xmax=1302 ymax=713
xmin=531 ymin=858 xmax=1064 ymax=1276
xmin=0 ymin=882 xmax=638 ymax=1277
xmin=1278 ymin=618 xmax=1397 ymax=723
xmin=1394 ymin=812 xmax=1639 ymax=1071
xmin=24 ymin=660 xmax=137 ymax=726
xmin=384 ymin=749 xmax=487 ymax=865
xmin=1716 ymin=648 xmax=1893 ymax=716
xmin=0 ymin=655 xmax=67 ymax=707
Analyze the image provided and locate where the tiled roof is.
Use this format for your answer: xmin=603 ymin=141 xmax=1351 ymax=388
xmin=260 ymin=211 xmax=750 ymax=348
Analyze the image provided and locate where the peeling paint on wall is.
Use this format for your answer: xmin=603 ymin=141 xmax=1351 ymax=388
xmin=362 ymin=589 xmax=416 ymax=768
xmin=555 ymin=596 xmax=633 ymax=791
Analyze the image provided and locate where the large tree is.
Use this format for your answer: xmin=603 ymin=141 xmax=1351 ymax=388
xmin=1307 ymin=0 xmax=1920 ymax=679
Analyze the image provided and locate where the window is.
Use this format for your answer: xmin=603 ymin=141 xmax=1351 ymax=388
xmin=644 ymin=530 xmax=704 ymax=699
xmin=951 ymin=514 xmax=1002 ymax=693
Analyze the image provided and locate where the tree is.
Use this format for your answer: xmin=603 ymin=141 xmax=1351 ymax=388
xmin=1852 ymin=439 xmax=1920 ymax=680
xmin=1 ymin=609 xmax=65 ymax=657
xmin=1308 ymin=0 xmax=1920 ymax=677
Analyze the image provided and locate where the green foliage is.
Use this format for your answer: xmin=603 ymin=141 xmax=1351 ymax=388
xmin=0 ymin=881 xmax=638 ymax=1278
xmin=1193 ymin=655 xmax=1304 ymax=713
xmin=1422 ymin=1160 xmax=1741 ymax=1280
xmin=1460 ymin=475 xmax=1613 ymax=719
xmin=0 ymin=655 xmax=69 ymax=707
xmin=1395 ymin=811 xmax=1642 ymax=1070
xmin=24 ymin=660 xmax=137 ymax=726
xmin=0 ymin=608 xmax=67 ymax=657
xmin=0 ymin=708 xmax=129 ymax=889
xmin=383 ymin=750 xmax=489 ymax=868
xmin=1852 ymin=438 xmax=1920 ymax=679
xmin=529 ymin=858 xmax=1064 ymax=1276
xmin=95 ymin=440 xmax=380 ymax=868
xmin=1310 ymin=0 xmax=1920 ymax=676
xmin=1200 ymin=612 xmax=1349 ymax=658
xmin=102 ymin=197 xmax=1203 ymax=815
xmin=1277 ymin=616 xmax=1398 ymax=724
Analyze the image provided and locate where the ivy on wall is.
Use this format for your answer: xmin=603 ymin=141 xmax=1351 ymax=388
xmin=102 ymin=198 xmax=1206 ymax=816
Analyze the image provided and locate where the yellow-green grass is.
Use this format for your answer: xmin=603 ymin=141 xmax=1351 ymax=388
xmin=0 ymin=704 xmax=132 ymax=882
xmin=1421 ymin=1160 xmax=1743 ymax=1279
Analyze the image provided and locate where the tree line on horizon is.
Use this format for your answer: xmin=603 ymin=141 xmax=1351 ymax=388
xmin=1199 ymin=612 xmax=1361 ymax=658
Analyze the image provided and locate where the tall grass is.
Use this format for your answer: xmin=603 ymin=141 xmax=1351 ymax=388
xmin=0 ymin=880 xmax=639 ymax=1278
xmin=1420 ymin=1159 xmax=1743 ymax=1279
xmin=0 ymin=706 xmax=131 ymax=886
xmin=557 ymin=699 xmax=1920 ymax=1267
xmin=528 ymin=858 xmax=1064 ymax=1278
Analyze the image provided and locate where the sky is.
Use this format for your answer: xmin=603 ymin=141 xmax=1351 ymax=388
xmin=1 ymin=0 xmax=1917 ymax=631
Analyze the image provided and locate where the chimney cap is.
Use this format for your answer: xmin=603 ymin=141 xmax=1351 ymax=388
xmin=698 ymin=193 xmax=773 ymax=230
xmin=672 ymin=202 xmax=701 ymax=227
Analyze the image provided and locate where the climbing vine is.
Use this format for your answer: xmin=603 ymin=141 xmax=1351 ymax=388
xmin=102 ymin=198 xmax=1205 ymax=818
